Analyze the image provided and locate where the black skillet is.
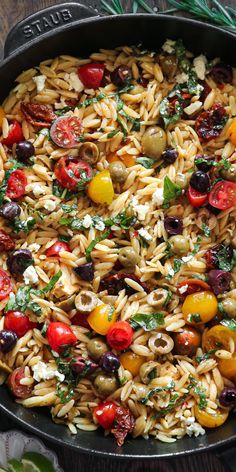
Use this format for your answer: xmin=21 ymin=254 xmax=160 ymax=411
xmin=0 ymin=3 xmax=236 ymax=469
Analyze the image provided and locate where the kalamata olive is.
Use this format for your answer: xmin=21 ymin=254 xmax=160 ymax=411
xmin=110 ymin=65 xmax=132 ymax=87
xmin=74 ymin=262 xmax=94 ymax=282
xmin=219 ymin=387 xmax=236 ymax=408
xmin=220 ymin=164 xmax=236 ymax=183
xmin=205 ymin=243 xmax=233 ymax=269
xmin=78 ymin=142 xmax=99 ymax=164
xmin=190 ymin=170 xmax=210 ymax=193
xmin=99 ymin=273 xmax=149 ymax=296
xmin=162 ymin=148 xmax=178 ymax=167
xmin=195 ymin=154 xmax=215 ymax=172
xmin=71 ymin=356 xmax=97 ymax=375
xmin=208 ymin=269 xmax=232 ymax=295
xmin=211 ymin=63 xmax=233 ymax=84
xmin=118 ymin=247 xmax=139 ymax=269
xmin=159 ymin=54 xmax=178 ymax=80
xmin=169 ymin=235 xmax=190 ymax=255
xmin=173 ymin=326 xmax=201 ymax=356
xmin=164 ymin=216 xmax=183 ymax=236
xmin=7 ymin=249 xmax=33 ymax=278
xmin=141 ymin=126 xmax=167 ymax=160
xmin=94 ymin=373 xmax=118 ymax=397
xmin=15 ymin=141 xmax=35 ymax=165
xmin=221 ymin=298 xmax=236 ymax=318
xmin=0 ymin=202 xmax=21 ymax=221
xmin=99 ymin=351 xmax=120 ymax=373
xmin=0 ymin=330 xmax=17 ymax=353
xmin=87 ymin=337 xmax=108 ymax=361
xmin=109 ymin=161 xmax=128 ymax=183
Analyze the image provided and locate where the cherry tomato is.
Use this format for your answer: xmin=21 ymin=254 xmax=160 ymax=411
xmin=4 ymin=311 xmax=36 ymax=337
xmin=50 ymin=116 xmax=83 ymax=148
xmin=173 ymin=326 xmax=201 ymax=356
xmin=203 ymin=325 xmax=236 ymax=352
xmin=0 ymin=230 xmax=15 ymax=252
xmin=94 ymin=400 xmax=117 ymax=429
xmin=78 ymin=63 xmax=105 ymax=89
xmin=47 ymin=322 xmax=77 ymax=353
xmin=46 ymin=241 xmax=71 ymax=257
xmin=0 ymin=269 xmax=12 ymax=300
xmin=120 ymin=351 xmax=145 ymax=376
xmin=54 ymin=157 xmax=92 ymax=191
xmin=87 ymin=170 xmax=114 ymax=205
xmin=187 ymin=185 xmax=208 ymax=207
xmin=107 ymin=321 xmax=133 ymax=351
xmin=218 ymin=355 xmax=236 ymax=381
xmin=71 ymin=312 xmax=90 ymax=329
xmin=107 ymin=152 xmax=136 ymax=168
xmin=0 ymin=107 xmax=5 ymax=131
xmin=8 ymin=367 xmax=33 ymax=399
xmin=6 ymin=169 xmax=27 ymax=200
xmin=182 ymin=291 xmax=218 ymax=325
xmin=2 ymin=120 xmax=24 ymax=147
xmin=194 ymin=404 xmax=229 ymax=428
xmin=208 ymin=180 xmax=236 ymax=210
xmin=177 ymin=279 xmax=211 ymax=296
xmin=227 ymin=118 xmax=236 ymax=145
xmin=87 ymin=304 xmax=117 ymax=335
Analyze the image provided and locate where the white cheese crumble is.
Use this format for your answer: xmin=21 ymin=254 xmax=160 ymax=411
xmin=32 ymin=184 xmax=45 ymax=198
xmin=178 ymin=284 xmax=188 ymax=294
xmin=179 ymin=415 xmax=205 ymax=437
xmin=162 ymin=39 xmax=176 ymax=54
xmin=23 ymin=265 xmax=39 ymax=285
xmin=44 ymin=200 xmax=57 ymax=212
xmin=28 ymin=243 xmax=41 ymax=253
xmin=83 ymin=214 xmax=93 ymax=228
xmin=152 ymin=188 xmax=164 ymax=207
xmin=138 ymin=228 xmax=152 ymax=241
xmin=130 ymin=197 xmax=149 ymax=221
xmin=193 ymin=54 xmax=207 ymax=80
xmin=175 ymin=72 xmax=189 ymax=84
xmin=33 ymin=75 xmax=46 ymax=92
xmin=65 ymin=72 xmax=84 ymax=92
xmin=184 ymin=101 xmax=202 ymax=116
xmin=94 ymin=218 xmax=105 ymax=231
xmin=32 ymin=361 xmax=65 ymax=383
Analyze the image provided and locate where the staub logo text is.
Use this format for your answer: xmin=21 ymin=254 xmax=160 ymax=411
xmin=22 ymin=9 xmax=72 ymax=38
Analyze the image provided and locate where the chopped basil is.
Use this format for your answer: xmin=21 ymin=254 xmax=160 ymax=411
xmin=108 ymin=305 xmax=115 ymax=321
xmin=202 ymin=223 xmax=211 ymax=237
xmin=138 ymin=234 xmax=149 ymax=248
xmin=129 ymin=312 xmax=165 ymax=331
xmin=217 ymin=245 xmax=235 ymax=271
xmin=140 ymin=380 xmax=175 ymax=404
xmin=10 ymin=217 xmax=37 ymax=234
xmin=107 ymin=129 xmax=120 ymax=139
xmin=162 ymin=286 xmax=173 ymax=306
xmin=188 ymin=313 xmax=202 ymax=323
xmin=160 ymin=86 xmax=185 ymax=128
xmin=37 ymin=127 xmax=51 ymax=140
xmin=220 ymin=318 xmax=236 ymax=330
xmin=58 ymin=234 xmax=72 ymax=243
xmin=85 ymin=229 xmax=111 ymax=262
xmin=61 ymin=203 xmax=77 ymax=213
xmin=52 ymin=180 xmax=77 ymax=201
xmin=218 ymin=302 xmax=226 ymax=315
xmin=119 ymin=110 xmax=140 ymax=131
xmin=163 ymin=176 xmax=182 ymax=208
xmin=104 ymin=209 xmax=137 ymax=230
xmin=166 ymin=258 xmax=183 ymax=279
xmin=195 ymin=349 xmax=217 ymax=364
xmin=136 ymin=157 xmax=155 ymax=169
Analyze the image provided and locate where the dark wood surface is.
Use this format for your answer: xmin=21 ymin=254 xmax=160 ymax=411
xmin=0 ymin=1 xmax=235 ymax=470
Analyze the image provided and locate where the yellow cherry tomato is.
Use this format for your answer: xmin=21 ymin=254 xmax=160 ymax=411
xmin=107 ymin=152 xmax=136 ymax=168
xmin=87 ymin=304 xmax=117 ymax=335
xmin=218 ymin=355 xmax=236 ymax=381
xmin=194 ymin=404 xmax=229 ymax=428
xmin=203 ymin=325 xmax=236 ymax=352
xmin=120 ymin=351 xmax=145 ymax=376
xmin=227 ymin=119 xmax=236 ymax=145
xmin=0 ymin=107 xmax=5 ymax=131
xmin=182 ymin=291 xmax=218 ymax=325
xmin=88 ymin=170 xmax=114 ymax=205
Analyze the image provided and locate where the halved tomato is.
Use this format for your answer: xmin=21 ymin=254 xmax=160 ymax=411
xmin=0 ymin=269 xmax=12 ymax=300
xmin=177 ymin=279 xmax=211 ymax=296
xmin=187 ymin=185 xmax=208 ymax=207
xmin=50 ymin=116 xmax=83 ymax=148
xmin=208 ymin=180 xmax=236 ymax=210
xmin=54 ymin=157 xmax=92 ymax=191
xmin=6 ymin=169 xmax=27 ymax=200
xmin=203 ymin=325 xmax=236 ymax=352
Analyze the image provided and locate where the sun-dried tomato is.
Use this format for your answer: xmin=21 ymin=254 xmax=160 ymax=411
xmin=195 ymin=103 xmax=228 ymax=142
xmin=111 ymin=406 xmax=135 ymax=446
xmin=0 ymin=230 xmax=15 ymax=252
xmin=99 ymin=273 xmax=149 ymax=296
xmin=199 ymin=80 xmax=212 ymax=103
xmin=205 ymin=243 xmax=233 ymax=270
xmin=21 ymin=102 xmax=56 ymax=128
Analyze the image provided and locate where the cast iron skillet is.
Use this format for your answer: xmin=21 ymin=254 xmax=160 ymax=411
xmin=0 ymin=3 xmax=236 ymax=468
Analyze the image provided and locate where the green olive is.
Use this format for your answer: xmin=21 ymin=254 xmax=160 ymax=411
xmin=87 ymin=337 xmax=108 ymax=361
xmin=159 ymin=54 xmax=178 ymax=80
xmin=169 ymin=235 xmax=190 ymax=255
xmin=94 ymin=374 xmax=118 ymax=397
xmin=118 ymin=246 xmax=139 ymax=269
xmin=222 ymin=298 xmax=236 ymax=319
xmin=232 ymin=237 xmax=236 ymax=249
xmin=220 ymin=164 xmax=236 ymax=183
xmin=175 ymin=172 xmax=190 ymax=189
xmin=56 ymin=295 xmax=75 ymax=311
xmin=78 ymin=142 xmax=99 ymax=164
xmin=139 ymin=361 xmax=161 ymax=384
xmin=108 ymin=161 xmax=128 ymax=183
xmin=141 ymin=126 xmax=167 ymax=160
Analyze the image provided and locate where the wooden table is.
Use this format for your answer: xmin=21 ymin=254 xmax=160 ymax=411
xmin=0 ymin=1 xmax=235 ymax=470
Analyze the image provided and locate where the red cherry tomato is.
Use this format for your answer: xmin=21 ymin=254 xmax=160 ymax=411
xmin=2 ymin=120 xmax=24 ymax=147
xmin=94 ymin=401 xmax=117 ymax=430
xmin=8 ymin=367 xmax=33 ymax=399
xmin=50 ymin=116 xmax=83 ymax=148
xmin=54 ymin=157 xmax=92 ymax=191
xmin=0 ymin=230 xmax=15 ymax=252
xmin=6 ymin=169 xmax=27 ymax=200
xmin=107 ymin=321 xmax=133 ymax=351
xmin=187 ymin=185 xmax=208 ymax=207
xmin=46 ymin=241 xmax=71 ymax=257
xmin=77 ymin=63 xmax=105 ymax=89
xmin=208 ymin=180 xmax=236 ymax=210
xmin=47 ymin=321 xmax=77 ymax=353
xmin=4 ymin=311 xmax=36 ymax=337
xmin=177 ymin=279 xmax=211 ymax=296
xmin=0 ymin=269 xmax=12 ymax=300
xmin=71 ymin=312 xmax=90 ymax=329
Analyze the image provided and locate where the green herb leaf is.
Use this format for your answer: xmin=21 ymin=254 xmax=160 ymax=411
xmin=140 ymin=380 xmax=175 ymax=404
xmin=61 ymin=203 xmax=77 ymax=213
xmin=10 ymin=217 xmax=36 ymax=234
xmin=163 ymin=176 xmax=182 ymax=207
xmin=52 ymin=180 xmax=77 ymax=201
xmin=195 ymin=349 xmax=217 ymax=364
xmin=107 ymin=129 xmax=120 ymax=139
xmin=166 ymin=258 xmax=183 ymax=279
xmin=85 ymin=230 xmax=111 ymax=262
xmin=188 ymin=313 xmax=202 ymax=323
xmin=58 ymin=234 xmax=72 ymax=243
xmin=130 ymin=312 xmax=165 ymax=331
xmin=108 ymin=305 xmax=115 ymax=321
xmin=220 ymin=318 xmax=236 ymax=330
xmin=202 ymin=223 xmax=211 ymax=237
xmin=136 ymin=157 xmax=155 ymax=169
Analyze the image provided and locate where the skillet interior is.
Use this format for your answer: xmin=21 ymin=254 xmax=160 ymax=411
xmin=0 ymin=13 xmax=236 ymax=458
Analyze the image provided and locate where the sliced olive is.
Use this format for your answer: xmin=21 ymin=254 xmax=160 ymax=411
xmin=141 ymin=126 xmax=166 ymax=160
xmin=94 ymin=373 xmax=118 ymax=397
xmin=118 ymin=246 xmax=139 ymax=269
xmin=87 ymin=337 xmax=109 ymax=361
xmin=109 ymin=161 xmax=128 ymax=183
xmin=75 ymin=290 xmax=98 ymax=314
xmin=169 ymin=235 xmax=190 ymax=255
xmin=139 ymin=361 xmax=161 ymax=384
xmin=56 ymin=295 xmax=75 ymax=311
xmin=78 ymin=142 xmax=99 ymax=164
xmin=220 ymin=164 xmax=236 ymax=183
xmin=221 ymin=298 xmax=236 ymax=318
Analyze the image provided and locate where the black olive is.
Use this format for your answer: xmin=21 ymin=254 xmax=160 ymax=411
xmin=110 ymin=65 xmax=132 ymax=87
xmin=205 ymin=243 xmax=233 ymax=269
xmin=164 ymin=216 xmax=183 ymax=236
xmin=74 ymin=262 xmax=94 ymax=282
xmin=0 ymin=202 xmax=21 ymax=221
xmin=0 ymin=330 xmax=17 ymax=353
xmin=99 ymin=352 xmax=120 ymax=373
xmin=208 ymin=269 xmax=232 ymax=295
xmin=190 ymin=170 xmax=210 ymax=193
xmin=219 ymin=387 xmax=236 ymax=408
xmin=99 ymin=273 xmax=149 ymax=296
xmin=162 ymin=148 xmax=178 ymax=167
xmin=71 ymin=357 xmax=97 ymax=375
xmin=15 ymin=141 xmax=35 ymax=165
xmin=206 ymin=203 xmax=221 ymax=216
xmin=7 ymin=249 xmax=33 ymax=278
xmin=195 ymin=154 xmax=215 ymax=172
xmin=211 ymin=63 xmax=233 ymax=84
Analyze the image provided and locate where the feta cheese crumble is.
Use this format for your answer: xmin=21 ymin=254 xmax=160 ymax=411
xmin=83 ymin=214 xmax=93 ymax=228
xmin=138 ymin=228 xmax=152 ymax=241
xmin=23 ymin=265 xmax=39 ymax=285
xmin=32 ymin=361 xmax=65 ymax=382
xmin=184 ymin=101 xmax=202 ymax=116
xmin=65 ymin=72 xmax=84 ymax=92
xmin=28 ymin=243 xmax=41 ymax=253
xmin=175 ymin=72 xmax=189 ymax=84
xmin=130 ymin=198 xmax=149 ymax=221
xmin=162 ymin=39 xmax=176 ymax=54
xmin=33 ymin=75 xmax=46 ymax=92
xmin=94 ymin=218 xmax=105 ymax=231
xmin=179 ymin=415 xmax=205 ymax=437
xmin=178 ymin=284 xmax=188 ymax=294
xmin=152 ymin=188 xmax=164 ymax=207
xmin=32 ymin=184 xmax=45 ymax=198
xmin=44 ymin=200 xmax=57 ymax=212
xmin=193 ymin=55 xmax=207 ymax=80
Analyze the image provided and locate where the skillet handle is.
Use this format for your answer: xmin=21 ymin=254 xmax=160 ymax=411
xmin=4 ymin=2 xmax=98 ymax=58
xmin=216 ymin=445 xmax=236 ymax=472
